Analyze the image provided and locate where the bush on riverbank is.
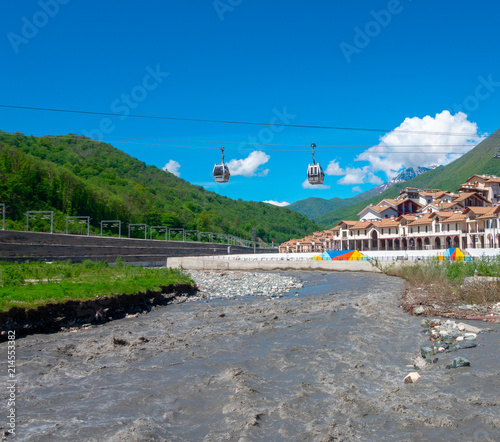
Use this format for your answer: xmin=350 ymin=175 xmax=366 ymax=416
xmin=384 ymin=258 xmax=500 ymax=305
xmin=0 ymin=260 xmax=193 ymax=311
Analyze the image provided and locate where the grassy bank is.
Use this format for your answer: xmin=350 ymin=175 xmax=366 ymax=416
xmin=0 ymin=260 xmax=194 ymax=311
xmin=383 ymin=258 xmax=500 ymax=305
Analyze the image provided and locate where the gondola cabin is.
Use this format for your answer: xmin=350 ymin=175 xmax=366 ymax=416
xmin=307 ymin=163 xmax=324 ymax=185
xmin=213 ymin=163 xmax=230 ymax=183
xmin=213 ymin=146 xmax=230 ymax=183
xmin=306 ymin=142 xmax=324 ymax=185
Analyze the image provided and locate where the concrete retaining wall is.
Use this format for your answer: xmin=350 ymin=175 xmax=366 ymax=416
xmin=166 ymin=256 xmax=381 ymax=272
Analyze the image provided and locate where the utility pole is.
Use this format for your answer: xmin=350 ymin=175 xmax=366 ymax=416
xmin=252 ymin=225 xmax=256 ymax=254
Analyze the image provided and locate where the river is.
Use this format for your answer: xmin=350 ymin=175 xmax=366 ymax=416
xmin=1 ymin=271 xmax=499 ymax=441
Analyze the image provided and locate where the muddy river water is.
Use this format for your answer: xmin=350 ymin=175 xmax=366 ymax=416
xmin=2 ymin=271 xmax=499 ymax=441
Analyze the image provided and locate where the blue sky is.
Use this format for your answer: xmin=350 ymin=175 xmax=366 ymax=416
xmin=1 ymin=0 xmax=500 ymax=206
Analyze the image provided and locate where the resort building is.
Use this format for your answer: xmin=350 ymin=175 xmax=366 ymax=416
xmin=280 ymin=175 xmax=500 ymax=253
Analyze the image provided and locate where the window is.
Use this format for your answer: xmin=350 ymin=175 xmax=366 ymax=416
xmin=435 ymin=224 xmax=440 ymax=233
xmin=455 ymin=223 xmax=458 ymax=231
xmin=417 ymin=226 xmax=420 ymax=233
xmin=389 ymin=228 xmax=391 ymax=234
xmin=410 ymin=227 xmax=413 ymax=234
xmin=382 ymin=229 xmax=384 ymax=234
xmin=447 ymin=224 xmax=450 ymax=232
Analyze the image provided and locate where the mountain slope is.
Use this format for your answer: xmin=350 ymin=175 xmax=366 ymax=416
xmin=316 ymin=128 xmax=500 ymax=227
xmin=289 ymin=166 xmax=435 ymax=220
xmin=0 ymin=131 xmax=319 ymax=242
xmin=287 ymin=196 xmax=365 ymax=220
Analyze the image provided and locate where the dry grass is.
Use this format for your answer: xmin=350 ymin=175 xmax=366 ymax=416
xmin=382 ymin=259 xmax=500 ymax=316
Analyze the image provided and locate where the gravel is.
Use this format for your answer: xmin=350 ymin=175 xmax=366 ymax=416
xmin=186 ymin=270 xmax=303 ymax=300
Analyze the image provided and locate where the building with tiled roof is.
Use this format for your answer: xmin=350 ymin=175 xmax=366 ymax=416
xmin=458 ymin=174 xmax=500 ymax=203
xmin=281 ymin=176 xmax=500 ymax=253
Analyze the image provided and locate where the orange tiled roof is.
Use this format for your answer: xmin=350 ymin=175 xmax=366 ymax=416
xmin=440 ymin=202 xmax=463 ymax=209
xmin=464 ymin=206 xmax=496 ymax=215
xmin=398 ymin=214 xmax=416 ymax=220
xmin=341 ymin=220 xmax=357 ymax=226
xmin=376 ymin=218 xmax=400 ymax=227
xmin=408 ymin=214 xmax=433 ymax=226
xmin=443 ymin=213 xmax=467 ymax=222
xmin=348 ymin=221 xmax=373 ymax=229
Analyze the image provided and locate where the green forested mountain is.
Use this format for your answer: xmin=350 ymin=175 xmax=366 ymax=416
xmin=0 ymin=131 xmax=319 ymax=243
xmin=287 ymin=193 xmax=375 ymax=221
xmin=317 ymin=128 xmax=500 ymax=227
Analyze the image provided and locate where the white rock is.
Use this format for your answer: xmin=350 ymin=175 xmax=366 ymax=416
xmin=456 ymin=323 xmax=482 ymax=334
xmin=404 ymin=372 xmax=421 ymax=384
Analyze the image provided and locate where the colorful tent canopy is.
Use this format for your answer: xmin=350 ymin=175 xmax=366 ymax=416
xmin=320 ymin=250 xmax=368 ymax=261
xmin=443 ymin=248 xmax=465 ymax=261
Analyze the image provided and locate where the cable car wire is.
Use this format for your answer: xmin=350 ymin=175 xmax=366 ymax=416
xmin=0 ymin=104 xmax=491 ymax=137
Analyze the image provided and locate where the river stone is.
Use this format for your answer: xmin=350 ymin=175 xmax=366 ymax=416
xmin=446 ymin=357 xmax=471 ymax=369
xmin=413 ymin=306 xmax=425 ymax=315
xmin=413 ymin=356 xmax=427 ymax=369
xmin=457 ymin=323 xmax=482 ymax=334
xmin=421 ymin=346 xmax=434 ymax=358
xmin=404 ymin=372 xmax=421 ymax=384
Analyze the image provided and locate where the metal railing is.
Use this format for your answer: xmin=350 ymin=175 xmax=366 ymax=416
xmin=0 ymin=206 xmax=275 ymax=249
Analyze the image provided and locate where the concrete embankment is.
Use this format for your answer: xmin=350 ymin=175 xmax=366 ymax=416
xmin=166 ymin=256 xmax=381 ymax=272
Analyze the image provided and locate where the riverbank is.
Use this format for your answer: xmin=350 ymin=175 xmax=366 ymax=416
xmin=0 ymin=261 xmax=197 ymax=340
xmin=383 ymin=260 xmax=500 ymax=322
xmin=0 ymin=283 xmax=197 ymax=340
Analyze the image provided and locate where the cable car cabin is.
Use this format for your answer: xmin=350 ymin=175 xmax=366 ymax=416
xmin=213 ymin=163 xmax=230 ymax=183
xmin=307 ymin=163 xmax=324 ymax=185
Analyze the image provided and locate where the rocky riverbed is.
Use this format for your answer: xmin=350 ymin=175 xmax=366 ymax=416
xmin=1 ymin=270 xmax=499 ymax=441
xmin=186 ymin=270 xmax=304 ymax=300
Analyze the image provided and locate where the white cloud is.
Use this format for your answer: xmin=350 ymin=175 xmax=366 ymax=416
xmin=325 ymin=160 xmax=344 ymax=175
xmin=264 ymin=200 xmax=290 ymax=207
xmin=301 ymin=179 xmax=331 ymax=190
xmin=337 ymin=166 xmax=383 ymax=185
xmin=227 ymin=150 xmax=270 ymax=177
xmin=356 ymin=110 xmax=484 ymax=179
xmin=352 ymin=186 xmax=362 ymax=193
xmin=162 ymin=160 xmax=181 ymax=177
